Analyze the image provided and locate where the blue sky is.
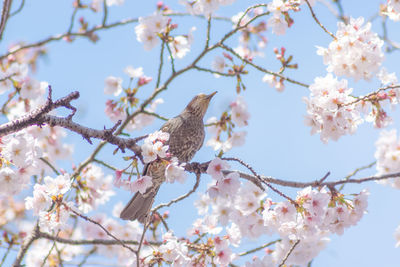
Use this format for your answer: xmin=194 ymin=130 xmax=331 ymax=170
xmin=3 ymin=0 xmax=400 ymax=266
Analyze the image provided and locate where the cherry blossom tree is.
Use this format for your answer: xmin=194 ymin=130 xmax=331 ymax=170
xmin=1 ymin=0 xmax=400 ymax=266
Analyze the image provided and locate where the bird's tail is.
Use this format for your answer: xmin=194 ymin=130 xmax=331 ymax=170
xmin=119 ymin=186 xmax=160 ymax=224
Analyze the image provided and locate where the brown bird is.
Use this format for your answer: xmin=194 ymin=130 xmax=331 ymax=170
xmin=120 ymin=91 xmax=217 ymax=223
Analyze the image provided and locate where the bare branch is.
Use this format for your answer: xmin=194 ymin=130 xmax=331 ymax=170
xmin=0 ymin=87 xmax=142 ymax=155
xmin=0 ymin=17 xmax=139 ymax=61
xmin=0 ymin=87 xmax=80 ymax=136
xmin=9 ymin=0 xmax=23 ymax=17
xmin=222 ymin=157 xmax=297 ymax=205
xmin=38 ymin=231 xmax=161 ymax=246
xmin=193 ymin=65 xmax=236 ymax=77
xmin=70 ymin=208 xmax=136 ymax=254
xmin=0 ymin=0 xmax=12 ymax=41
xmin=102 ymin=0 xmax=108 ymax=26
xmin=13 ymin=223 xmax=40 ymax=267
xmin=342 ymin=85 xmax=400 ymax=107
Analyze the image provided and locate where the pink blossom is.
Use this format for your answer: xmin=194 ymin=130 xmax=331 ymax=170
xmin=131 ymin=175 xmax=152 ymax=194
xmin=207 ymin=157 xmax=230 ymax=180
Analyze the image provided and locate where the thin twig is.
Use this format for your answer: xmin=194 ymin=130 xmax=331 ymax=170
xmin=339 ymin=161 xmax=376 ymax=190
xmin=0 ymin=0 xmax=12 ymax=40
xmin=102 ymin=0 xmax=108 ymax=26
xmin=140 ymin=110 xmax=169 ymax=121
xmin=165 ymin=42 xmax=176 ymax=74
xmin=67 ymin=6 xmax=79 ymax=34
xmin=92 ymin=158 xmax=135 ymax=175
xmin=40 ymin=157 xmax=60 ymax=175
xmin=222 ymin=157 xmax=296 ymax=205
xmin=156 ymin=41 xmax=165 ymax=88
xmin=342 ymin=85 xmax=400 ymax=107
xmin=236 ymin=3 xmax=268 ymax=28
xmin=0 ymin=241 xmax=13 ymax=266
xmin=238 ymin=239 xmax=280 ymax=257
xmin=205 ymin=15 xmax=211 ymax=49
xmin=0 ymin=17 xmax=139 ymax=61
xmin=193 ymin=65 xmax=236 ymax=77
xmin=278 ymin=239 xmax=300 ymax=267
xmin=219 ymin=44 xmax=309 ymax=88
xmin=70 ymin=208 xmax=136 ymax=254
xmin=9 ymin=0 xmax=24 ymax=17
xmin=39 ymin=231 xmax=161 ymax=246
xmin=304 ymin=0 xmax=336 ymax=39
xmin=41 ymin=235 xmax=58 ymax=267
xmin=13 ymin=223 xmax=40 ymax=267
xmin=136 ymin=222 xmax=150 ymax=267
xmin=77 ymin=247 xmax=97 ymax=267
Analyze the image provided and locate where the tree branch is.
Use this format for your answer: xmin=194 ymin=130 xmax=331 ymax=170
xmin=0 ymin=0 xmax=12 ymax=41
xmin=13 ymin=223 xmax=40 ymax=267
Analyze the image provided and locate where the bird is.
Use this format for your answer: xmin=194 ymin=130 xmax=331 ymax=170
xmin=120 ymin=91 xmax=217 ymax=223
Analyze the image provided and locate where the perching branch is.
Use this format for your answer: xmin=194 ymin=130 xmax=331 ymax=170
xmin=0 ymin=86 xmax=142 ymax=155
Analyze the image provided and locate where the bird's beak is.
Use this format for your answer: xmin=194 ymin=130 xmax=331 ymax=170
xmin=206 ymin=91 xmax=217 ymax=100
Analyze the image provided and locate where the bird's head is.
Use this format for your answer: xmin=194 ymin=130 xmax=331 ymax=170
xmin=184 ymin=91 xmax=217 ymax=118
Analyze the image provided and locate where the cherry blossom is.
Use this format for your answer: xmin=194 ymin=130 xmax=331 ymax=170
xmin=165 ymin=158 xmax=187 ymax=183
xmin=104 ymin=76 xmax=123 ymax=96
xmin=135 ymin=13 xmax=168 ymax=50
xmin=76 ymin=164 xmax=115 ymax=213
xmin=375 ymin=129 xmax=400 ymax=188
xmin=130 ymin=175 xmax=152 ymax=194
xmin=230 ymin=95 xmax=250 ymax=127
xmin=207 ymin=157 xmax=230 ymax=180
xmin=169 ymin=27 xmax=196 ymax=59
xmin=19 ymin=79 xmax=47 ymax=99
xmin=303 ymin=74 xmax=363 ymax=143
xmin=316 ymin=17 xmax=384 ymax=81
xmin=384 ymin=0 xmax=400 ymax=21
xmin=124 ymin=65 xmax=143 ymax=78
xmin=180 ymin=0 xmax=235 ymax=16
xmin=212 ymin=56 xmax=226 ymax=73
xmin=141 ymin=130 xmax=170 ymax=163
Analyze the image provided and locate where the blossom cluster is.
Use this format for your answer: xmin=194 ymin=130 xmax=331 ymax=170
xmin=187 ymin=158 xmax=369 ymax=266
xmin=303 ymin=74 xmax=363 ymax=143
xmin=304 ymin=67 xmax=400 ymax=142
xmin=26 ymin=233 xmax=82 ymax=267
xmin=230 ymin=6 xmax=268 ymax=59
xmin=383 ymin=0 xmax=400 ymax=21
xmin=317 ymin=17 xmax=384 ymax=81
xmin=206 ymin=96 xmax=249 ymax=153
xmin=104 ymin=66 xmax=165 ymax=132
xmin=180 ymin=0 xmax=236 ymax=16
xmin=114 ymin=131 xmax=170 ymax=194
xmin=25 ymin=174 xmax=73 ymax=232
xmin=135 ymin=12 xmax=195 ymax=58
xmin=82 ymin=208 xmax=143 ymax=266
xmin=375 ymin=129 xmax=400 ymax=188
xmin=0 ymin=130 xmax=42 ymax=195
xmin=76 ymin=164 xmax=115 ymax=213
